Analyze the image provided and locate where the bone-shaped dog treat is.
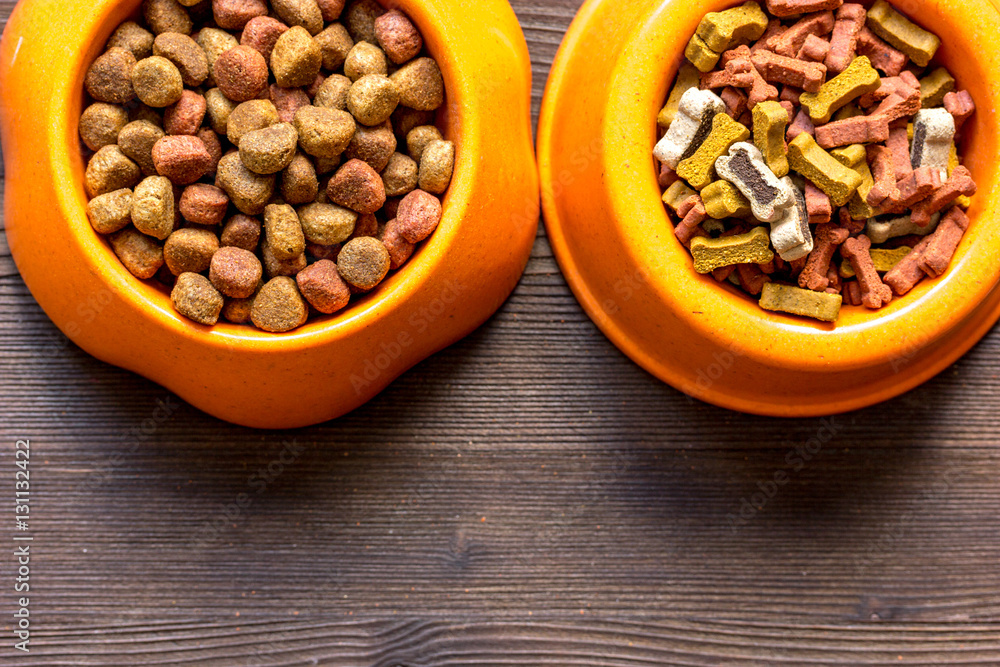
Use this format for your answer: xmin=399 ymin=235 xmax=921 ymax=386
xmin=696 ymin=2 xmax=769 ymax=53
xmin=787 ymin=132 xmax=863 ymax=206
xmin=805 ymin=181 xmax=832 ymax=224
xmin=825 ymin=3 xmax=866 ymax=74
xmin=892 ymin=167 xmax=942 ymax=210
xmin=759 ymin=281 xmax=843 ymax=322
xmin=918 ymin=206 xmax=969 ymax=278
xmin=690 ymin=226 xmax=774 ymax=273
xmin=724 ymin=45 xmax=780 ymax=107
xmin=737 ymin=263 xmax=770 ymax=295
xmin=815 ymin=114 xmax=890 ymax=148
xmin=798 ymin=34 xmax=831 ymax=62
xmin=685 ymin=34 xmax=722 ymax=72
xmin=701 ymin=180 xmax=753 ymax=219
xmin=947 ymin=146 xmax=973 ymax=210
xmin=856 ymin=26 xmax=907 ymax=77
xmin=677 ymin=112 xmax=752 ymax=190
xmin=911 ymin=108 xmax=956 ymax=179
xmin=870 ymin=83 xmax=921 ymax=124
xmin=867 ymin=0 xmax=940 ymax=67
xmin=885 ymin=126 xmax=912 ymax=180
xmin=786 ymin=108 xmax=816 ymax=141
xmin=842 ymin=280 xmax=862 ymax=305
xmin=701 ymin=58 xmax=756 ymax=90
xmin=752 ymin=101 xmax=790 ymax=178
xmin=883 ymin=235 xmax=934 ymax=295
xmin=765 ymin=0 xmax=844 ymax=19
xmin=721 ymin=87 xmax=749 ymax=118
xmin=800 ymin=56 xmax=880 ymax=123
xmin=799 ymin=223 xmax=849 ymax=290
xmin=865 ymin=213 xmax=940 ymax=244
xmin=715 ymin=142 xmax=794 ymax=222
xmin=751 ymin=50 xmax=828 ymax=93
xmin=826 ymin=263 xmax=843 ymax=294
xmin=767 ymin=11 xmax=836 ymax=57
xmin=840 ymin=234 xmax=892 ymax=308
xmin=780 ymin=86 xmax=801 ymax=105
xmin=662 ymin=180 xmax=698 ymax=213
xmin=865 ymin=144 xmax=898 ymax=208
xmin=654 ymin=88 xmax=727 ymax=169
xmin=837 ymin=204 xmax=866 ymax=235
xmin=752 ymin=19 xmax=785 ymax=54
xmin=920 ymin=68 xmax=955 ymax=109
xmin=827 ymin=144 xmax=876 ymax=220
xmin=911 ymin=166 xmax=977 ymax=226
xmin=944 ymin=90 xmax=975 ymax=134
xmin=675 ymin=197 xmax=709 ymax=245
xmin=658 ymin=62 xmax=701 ymax=127
xmin=838 ymin=245 xmax=911 ymax=278
xmin=767 ymin=176 xmax=814 ymax=260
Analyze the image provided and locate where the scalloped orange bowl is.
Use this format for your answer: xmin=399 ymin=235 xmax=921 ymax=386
xmin=539 ymin=0 xmax=1000 ymax=417
xmin=0 ymin=0 xmax=539 ymax=429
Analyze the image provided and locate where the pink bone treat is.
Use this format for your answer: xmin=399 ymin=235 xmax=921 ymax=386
xmin=752 ymin=19 xmax=785 ymax=54
xmin=885 ymin=126 xmax=912 ymax=180
xmin=890 ymin=167 xmax=943 ymax=211
xmin=765 ymin=0 xmax=844 ymax=18
xmin=814 ymin=114 xmax=890 ymax=149
xmin=840 ymin=234 xmax=893 ymax=309
xmin=843 ymin=280 xmax=862 ymax=306
xmin=838 ymin=206 xmax=866 ymax=235
xmin=883 ymin=235 xmax=934 ymax=295
xmin=805 ymin=181 xmax=832 ymax=224
xmin=797 ymin=34 xmax=831 ymax=62
xmin=674 ymin=196 xmax=708 ymax=245
xmin=857 ymin=26 xmax=907 ymax=77
xmin=737 ymin=263 xmax=770 ymax=295
xmin=787 ymin=109 xmax=816 ymax=141
xmin=824 ymin=3 xmax=866 ymax=74
xmin=943 ymin=90 xmax=975 ymax=134
xmin=910 ymin=166 xmax=977 ymax=227
xmin=751 ymin=49 xmax=828 ymax=93
xmin=721 ymin=87 xmax=749 ymax=118
xmin=799 ymin=223 xmax=850 ymax=291
xmin=918 ymin=206 xmax=970 ymax=278
xmin=767 ymin=11 xmax=836 ymax=56
xmin=865 ymin=144 xmax=899 ymax=208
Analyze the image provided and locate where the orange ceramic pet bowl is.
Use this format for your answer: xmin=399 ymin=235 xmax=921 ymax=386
xmin=539 ymin=0 xmax=1000 ymax=417
xmin=0 ymin=0 xmax=539 ymax=429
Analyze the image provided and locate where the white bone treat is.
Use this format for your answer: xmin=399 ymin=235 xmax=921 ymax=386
xmin=714 ymin=142 xmax=793 ymax=223
xmin=653 ymin=88 xmax=726 ymax=169
xmin=911 ymin=109 xmax=955 ymax=180
xmin=865 ymin=213 xmax=941 ymax=244
xmin=769 ymin=176 xmax=814 ymax=261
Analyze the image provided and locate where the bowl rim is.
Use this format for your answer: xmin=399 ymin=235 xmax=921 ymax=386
xmin=59 ymin=0 xmax=471 ymax=348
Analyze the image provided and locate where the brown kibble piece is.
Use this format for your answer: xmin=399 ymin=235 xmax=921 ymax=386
xmin=393 ymin=107 xmax=435 ymax=139
xmin=381 ymin=152 xmax=418 ymax=197
xmin=374 ymin=10 xmax=422 ymax=65
xmin=251 ymin=277 xmax=309 ymax=331
xmin=406 ymin=125 xmax=442 ymax=161
xmin=272 ymin=0 xmax=324 ymax=35
xmin=216 ymin=152 xmax=277 ymax=215
xmin=380 ymin=217 xmax=415 ymax=269
xmin=132 ymin=56 xmax=184 ymax=107
xmin=108 ymin=22 xmax=155 ymax=60
xmin=213 ymin=0 xmax=268 ymax=30
xmin=343 ymin=41 xmax=387 ymax=81
xmin=390 ymin=57 xmax=444 ymax=111
xmin=262 ymin=242 xmax=308 ymax=277
xmin=131 ymin=175 xmax=176 ymax=240
xmin=347 ymin=74 xmax=399 ymax=126
xmin=270 ymin=85 xmax=311 ymax=123
xmin=163 ymin=90 xmax=207 ymax=135
xmin=118 ymin=120 xmax=165 ymax=176
xmin=293 ymin=105 xmax=356 ymax=157
xmin=296 ymin=259 xmax=351 ymax=313
xmin=348 ymin=212 xmax=378 ymax=240
xmin=86 ymin=145 xmax=141 ymax=198
xmin=396 ymin=189 xmax=442 ymax=243
xmin=314 ymin=74 xmax=352 ymax=109
xmin=210 ymin=246 xmax=263 ymax=298
xmin=196 ymin=28 xmax=240 ymax=81
xmin=240 ymin=122 xmax=299 ymax=174
xmin=271 ymin=26 xmax=323 ymax=88
xmin=317 ymin=0 xmax=345 ymax=22
xmin=164 ymin=227 xmax=220 ymax=275
xmin=223 ymin=297 xmax=256 ymax=323
xmin=87 ymin=189 xmax=134 ymax=234
xmin=214 ymin=46 xmax=269 ymax=102
xmin=264 ymin=203 xmax=307 ymax=260
xmin=172 ymin=273 xmax=224 ymax=325
xmin=298 ymin=202 xmax=357 ymax=245
xmin=205 ymin=88 xmax=237 ymax=135
xmin=80 ymin=103 xmax=129 ymax=152
xmin=221 ymin=214 xmax=262 ymax=250
xmin=179 ymin=184 xmax=229 ymax=225
xmin=153 ymin=32 xmax=209 ymax=86
xmin=281 ymin=151 xmax=320 ymax=204
xmin=344 ymin=0 xmax=384 ymax=44
xmin=198 ymin=128 xmax=223 ymax=173
xmin=241 ymin=16 xmax=289 ymax=62
xmin=346 ymin=121 xmax=396 ymax=171
xmin=152 ymin=135 xmax=213 ymax=185
xmin=337 ymin=236 xmax=390 ymax=289
xmin=143 ymin=0 xmax=193 ymax=35
xmin=327 ymin=159 xmax=386 ymax=213
xmin=418 ymin=139 xmax=454 ymax=195
xmin=86 ymin=48 xmax=137 ymax=104
xmin=110 ymin=227 xmax=165 ymax=279
xmin=315 ymin=23 xmax=354 ymax=71
xmin=226 ymin=99 xmax=280 ymax=145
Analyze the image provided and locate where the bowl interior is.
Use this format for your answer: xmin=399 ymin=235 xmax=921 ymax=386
xmin=618 ymin=0 xmax=1000 ymax=352
xmin=64 ymin=0 xmax=465 ymax=342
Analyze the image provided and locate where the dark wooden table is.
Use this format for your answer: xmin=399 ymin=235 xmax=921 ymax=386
xmin=2 ymin=1 xmax=1000 ymax=664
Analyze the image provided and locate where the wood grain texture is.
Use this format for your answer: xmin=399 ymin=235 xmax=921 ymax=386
xmin=2 ymin=0 xmax=1000 ymax=664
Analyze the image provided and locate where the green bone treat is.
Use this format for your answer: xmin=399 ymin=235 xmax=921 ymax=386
xmin=787 ymin=132 xmax=863 ymax=207
xmin=759 ymin=282 xmax=842 ymax=322
xmin=752 ymin=100 xmax=790 ymax=178
xmin=690 ymin=226 xmax=773 ymax=273
xmin=677 ymin=113 xmax=751 ymax=190
xmin=701 ymin=180 xmax=753 ymax=219
xmin=696 ymin=2 xmax=769 ymax=53
xmin=658 ymin=62 xmax=701 ymax=127
xmin=920 ymin=68 xmax=955 ymax=109
xmin=799 ymin=56 xmax=880 ymax=124
xmin=685 ymin=34 xmax=721 ymax=73
xmin=866 ymin=0 xmax=941 ymax=68
xmin=839 ymin=246 xmax=912 ymax=278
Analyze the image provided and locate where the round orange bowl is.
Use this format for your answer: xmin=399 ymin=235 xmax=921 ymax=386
xmin=0 ymin=0 xmax=539 ymax=429
xmin=539 ymin=0 xmax=1000 ymax=417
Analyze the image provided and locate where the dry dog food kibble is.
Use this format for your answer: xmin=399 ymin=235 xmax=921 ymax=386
xmin=81 ymin=0 xmax=452 ymax=332
xmin=655 ymin=0 xmax=976 ymax=323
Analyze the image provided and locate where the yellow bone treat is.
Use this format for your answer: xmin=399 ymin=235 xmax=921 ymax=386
xmin=685 ymin=34 xmax=721 ymax=73
xmin=830 ymin=144 xmax=876 ymax=220
xmin=867 ymin=0 xmax=941 ymax=68
xmin=690 ymin=226 xmax=773 ymax=273
xmin=759 ymin=282 xmax=842 ymax=322
xmin=677 ymin=113 xmax=751 ymax=190
xmin=799 ymin=56 xmax=880 ymax=124
xmin=752 ymin=101 xmax=790 ymax=178
xmin=701 ymin=180 xmax=752 ymax=219
xmin=829 ymin=143 xmax=867 ymax=168
xmin=839 ymin=246 xmax=912 ymax=278
xmin=658 ymin=63 xmax=701 ymax=127
xmin=787 ymin=133 xmax=863 ymax=207
xmin=696 ymin=2 xmax=769 ymax=53
xmin=948 ymin=145 xmax=971 ymax=209
xmin=920 ymin=67 xmax=955 ymax=109
xmin=663 ymin=180 xmax=698 ymax=213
